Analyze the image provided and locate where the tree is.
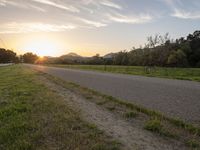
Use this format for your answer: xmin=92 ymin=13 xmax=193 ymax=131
xmin=167 ymin=49 xmax=188 ymax=67
xmin=0 ymin=48 xmax=18 ymax=63
xmin=88 ymin=54 xmax=104 ymax=65
xmin=146 ymin=33 xmax=171 ymax=48
xmin=23 ymin=53 xmax=38 ymax=64
xmin=113 ymin=50 xmax=129 ymax=65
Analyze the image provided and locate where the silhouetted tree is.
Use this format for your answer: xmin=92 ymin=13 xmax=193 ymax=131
xmin=0 ymin=48 xmax=18 ymax=63
xmin=23 ymin=52 xmax=38 ymax=64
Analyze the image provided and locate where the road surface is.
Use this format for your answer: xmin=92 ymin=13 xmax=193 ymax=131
xmin=25 ymin=64 xmax=200 ymax=123
xmin=0 ymin=63 xmax=13 ymax=67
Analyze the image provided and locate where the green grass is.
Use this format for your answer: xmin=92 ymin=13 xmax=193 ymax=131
xmin=0 ymin=65 xmax=121 ymax=150
xmin=144 ymin=119 xmax=163 ymax=133
xmin=144 ymin=119 xmax=178 ymax=138
xmin=124 ymin=111 xmax=138 ymax=118
xmin=186 ymin=139 xmax=200 ymax=148
xmin=45 ymin=64 xmax=200 ymax=82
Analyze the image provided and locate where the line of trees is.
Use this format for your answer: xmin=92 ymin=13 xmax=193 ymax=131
xmin=110 ymin=31 xmax=200 ymax=67
xmin=84 ymin=30 xmax=200 ymax=67
xmin=0 ymin=30 xmax=199 ymax=67
xmin=0 ymin=49 xmax=39 ymax=64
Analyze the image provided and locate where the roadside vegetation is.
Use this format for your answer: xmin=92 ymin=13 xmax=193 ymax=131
xmin=37 ymin=30 xmax=200 ymax=69
xmin=42 ymin=71 xmax=200 ymax=149
xmin=45 ymin=64 xmax=200 ymax=82
xmin=0 ymin=65 xmax=121 ymax=150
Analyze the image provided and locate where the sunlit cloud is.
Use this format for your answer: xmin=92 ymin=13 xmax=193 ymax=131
xmin=172 ymin=9 xmax=200 ymax=19
xmin=79 ymin=18 xmax=107 ymax=27
xmin=108 ymin=13 xmax=153 ymax=24
xmin=31 ymin=0 xmax=79 ymax=12
xmin=163 ymin=0 xmax=200 ymax=19
xmin=100 ymin=0 xmax=122 ymax=9
xmin=0 ymin=0 xmax=6 ymax=6
xmin=0 ymin=0 xmax=156 ymax=32
xmin=0 ymin=22 xmax=76 ymax=34
xmin=0 ymin=0 xmax=26 ymax=8
xmin=0 ymin=0 xmax=46 ymax=12
xmin=29 ymin=5 xmax=47 ymax=12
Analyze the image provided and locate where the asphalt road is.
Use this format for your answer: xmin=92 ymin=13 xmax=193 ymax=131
xmin=0 ymin=63 xmax=13 ymax=67
xmin=25 ymin=64 xmax=200 ymax=123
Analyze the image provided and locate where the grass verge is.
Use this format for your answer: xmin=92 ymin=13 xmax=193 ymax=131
xmin=45 ymin=64 xmax=200 ymax=82
xmin=0 ymin=65 xmax=121 ymax=150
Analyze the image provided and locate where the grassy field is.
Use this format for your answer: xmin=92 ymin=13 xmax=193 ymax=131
xmin=46 ymin=64 xmax=200 ymax=82
xmin=0 ymin=65 xmax=120 ymax=150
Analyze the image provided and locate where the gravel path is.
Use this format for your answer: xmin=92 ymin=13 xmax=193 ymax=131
xmin=25 ymin=64 xmax=200 ymax=123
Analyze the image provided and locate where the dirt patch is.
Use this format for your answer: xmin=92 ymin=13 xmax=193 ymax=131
xmin=38 ymin=76 xmax=187 ymax=150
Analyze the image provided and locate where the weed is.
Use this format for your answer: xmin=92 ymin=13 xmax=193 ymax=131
xmin=124 ymin=111 xmax=138 ymax=118
xmin=186 ymin=139 xmax=200 ymax=148
xmin=144 ymin=119 xmax=179 ymax=138
xmin=144 ymin=119 xmax=163 ymax=133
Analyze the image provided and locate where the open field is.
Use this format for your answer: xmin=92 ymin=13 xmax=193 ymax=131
xmin=45 ymin=64 xmax=200 ymax=82
xmin=0 ymin=65 xmax=120 ymax=150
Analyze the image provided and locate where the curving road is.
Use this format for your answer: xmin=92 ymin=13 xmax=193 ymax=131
xmin=24 ymin=64 xmax=200 ymax=123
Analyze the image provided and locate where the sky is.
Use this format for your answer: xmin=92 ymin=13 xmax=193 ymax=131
xmin=0 ymin=0 xmax=200 ymax=57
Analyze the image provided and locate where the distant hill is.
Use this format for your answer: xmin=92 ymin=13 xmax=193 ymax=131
xmin=103 ymin=53 xmax=116 ymax=59
xmin=61 ymin=52 xmax=81 ymax=57
xmin=56 ymin=52 xmax=92 ymax=64
xmin=60 ymin=52 xmax=82 ymax=59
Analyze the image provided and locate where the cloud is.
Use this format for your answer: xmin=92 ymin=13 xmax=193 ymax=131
xmin=0 ymin=0 xmax=6 ymax=6
xmin=108 ymin=13 xmax=153 ymax=24
xmin=0 ymin=0 xmax=47 ymax=12
xmin=172 ymin=9 xmax=200 ymax=19
xmin=29 ymin=4 xmax=47 ymax=12
xmin=0 ymin=22 xmax=76 ymax=34
xmin=79 ymin=18 xmax=107 ymax=27
xmin=0 ymin=0 xmax=156 ymax=31
xmin=162 ymin=0 xmax=200 ymax=19
xmin=100 ymin=0 xmax=122 ymax=9
xmin=0 ymin=0 xmax=26 ymax=8
xmin=31 ymin=0 xmax=79 ymax=12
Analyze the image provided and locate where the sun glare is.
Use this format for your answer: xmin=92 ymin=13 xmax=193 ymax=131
xmin=23 ymin=35 xmax=65 ymax=57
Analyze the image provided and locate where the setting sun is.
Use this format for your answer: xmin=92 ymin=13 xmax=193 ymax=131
xmin=23 ymin=36 xmax=63 ymax=56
